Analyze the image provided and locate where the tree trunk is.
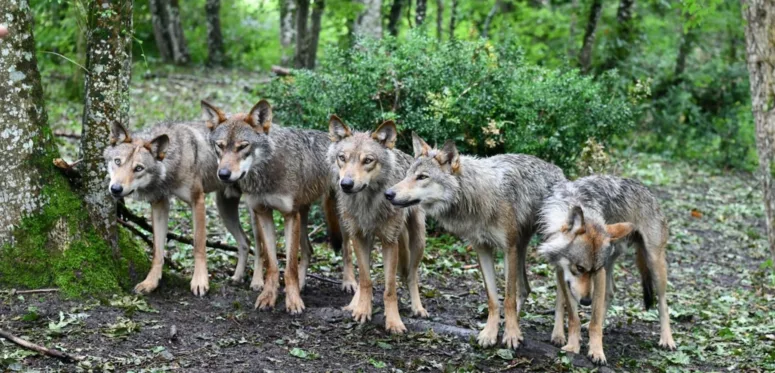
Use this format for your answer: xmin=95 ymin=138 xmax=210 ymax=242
xmin=205 ymin=0 xmax=225 ymax=67
xmin=149 ymin=0 xmax=190 ymax=65
xmin=742 ymin=0 xmax=775 ymax=267
xmin=354 ymin=0 xmax=383 ymax=39
xmin=673 ymin=28 xmax=694 ymax=81
xmin=604 ymin=0 xmax=636 ymax=70
xmin=449 ymin=0 xmax=457 ymax=40
xmin=280 ymin=0 xmax=297 ymax=66
xmin=436 ymin=0 xmax=443 ymax=41
xmin=481 ymin=0 xmax=501 ymax=39
xmin=416 ymin=0 xmax=427 ymax=26
xmin=578 ymin=0 xmax=602 ymax=73
xmin=0 ymin=0 xmax=147 ymax=295
xmin=567 ymin=0 xmax=579 ymax=58
xmin=295 ymin=0 xmax=310 ymax=68
xmin=307 ymin=0 xmax=325 ymax=69
xmin=388 ymin=0 xmax=404 ymax=37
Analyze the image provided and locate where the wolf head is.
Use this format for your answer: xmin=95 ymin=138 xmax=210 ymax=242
xmin=385 ymin=133 xmax=460 ymax=213
xmin=327 ymin=115 xmax=398 ymax=195
xmin=103 ymin=122 xmax=169 ymax=198
xmin=538 ymin=205 xmax=633 ymax=306
xmin=202 ymin=99 xmax=274 ymax=184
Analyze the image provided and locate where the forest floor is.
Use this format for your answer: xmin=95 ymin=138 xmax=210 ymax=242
xmin=2 ymin=66 xmax=774 ymax=372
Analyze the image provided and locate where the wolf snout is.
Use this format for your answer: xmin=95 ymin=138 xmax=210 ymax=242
xmin=218 ymin=168 xmax=232 ymax=181
xmin=579 ymin=297 xmax=592 ymax=307
xmin=384 ymin=189 xmax=396 ymax=201
xmin=109 ymin=184 xmax=123 ymax=196
xmin=340 ymin=177 xmax=354 ymax=192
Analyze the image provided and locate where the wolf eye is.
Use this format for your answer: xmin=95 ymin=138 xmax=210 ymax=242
xmin=134 ymin=165 xmax=145 ymax=173
xmin=216 ymin=142 xmax=225 ymax=150
xmin=575 ymin=265 xmax=586 ymax=273
xmin=363 ymin=157 xmax=374 ymax=165
xmin=114 ymin=159 xmax=121 ymax=166
xmin=236 ymin=143 xmax=249 ymax=151
xmin=416 ymin=174 xmax=428 ymax=181
xmin=338 ymin=154 xmax=346 ymax=162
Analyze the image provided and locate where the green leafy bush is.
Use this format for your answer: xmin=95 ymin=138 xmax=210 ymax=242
xmin=264 ymin=33 xmax=633 ymax=172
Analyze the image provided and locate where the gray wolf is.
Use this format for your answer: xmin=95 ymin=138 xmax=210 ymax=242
xmin=385 ymin=134 xmax=565 ymax=348
xmin=328 ymin=116 xmax=427 ymax=334
xmin=104 ymin=121 xmax=252 ymax=297
xmin=203 ymin=100 xmax=354 ymax=314
xmin=538 ymin=175 xmax=676 ymax=364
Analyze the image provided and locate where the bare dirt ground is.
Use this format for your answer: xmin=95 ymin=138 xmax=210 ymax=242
xmin=1 ymin=68 xmax=773 ymax=372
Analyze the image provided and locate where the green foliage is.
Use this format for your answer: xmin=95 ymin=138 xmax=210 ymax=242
xmin=265 ymin=33 xmax=632 ymax=172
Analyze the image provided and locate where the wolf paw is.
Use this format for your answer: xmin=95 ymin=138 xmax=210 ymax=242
xmin=385 ymin=317 xmax=407 ymax=334
xmin=230 ymin=273 xmax=244 ymax=284
xmin=659 ymin=335 xmax=677 ymax=350
xmin=341 ymin=279 xmax=358 ymax=294
xmin=250 ymin=277 xmax=264 ymax=292
xmin=255 ymin=286 xmax=278 ymax=310
xmin=550 ymin=332 xmax=566 ymax=347
xmin=411 ymin=305 xmax=429 ymax=318
xmin=587 ymin=347 xmax=607 ymax=365
xmin=190 ymin=271 xmax=209 ymax=297
xmin=351 ymin=302 xmax=373 ymax=324
xmin=561 ymin=342 xmax=581 ymax=354
xmin=477 ymin=326 xmax=499 ymax=348
xmin=285 ymin=290 xmax=305 ymax=315
xmin=134 ymin=279 xmax=159 ymax=295
xmin=502 ymin=328 xmax=523 ymax=350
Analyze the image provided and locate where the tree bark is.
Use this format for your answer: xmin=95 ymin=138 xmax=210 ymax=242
xmin=81 ymin=0 xmax=133 ymax=254
xmin=416 ymin=0 xmax=427 ymax=26
xmin=449 ymin=0 xmax=457 ymax=40
xmin=205 ymin=0 xmax=225 ymax=67
xmin=354 ymin=0 xmax=383 ymax=39
xmin=578 ymin=0 xmax=602 ymax=74
xmin=149 ymin=0 xmax=190 ymax=65
xmin=280 ymin=0 xmax=297 ymax=66
xmin=481 ymin=0 xmax=501 ymax=39
xmin=388 ymin=0 xmax=404 ymax=37
xmin=307 ymin=0 xmax=325 ymax=69
xmin=604 ymin=0 xmax=636 ymax=70
xmin=436 ymin=0 xmax=443 ymax=41
xmin=295 ymin=0 xmax=310 ymax=68
xmin=742 ymin=0 xmax=775 ymax=267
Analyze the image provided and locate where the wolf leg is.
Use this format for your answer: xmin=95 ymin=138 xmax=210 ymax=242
xmin=651 ymin=244 xmax=676 ymax=350
xmin=254 ymin=206 xmax=280 ymax=309
xmin=551 ymin=270 xmax=567 ymax=346
xmin=297 ymin=205 xmax=312 ymax=291
xmin=349 ymin=234 xmax=373 ymax=323
xmin=587 ymin=268 xmax=607 ymax=365
xmin=474 ymin=244 xmax=500 ymax=347
xmin=248 ymin=209 xmax=265 ymax=291
xmin=503 ymin=244 xmax=523 ymax=349
xmin=516 ymin=230 xmax=532 ymax=312
xmin=340 ymin=229 xmax=357 ymax=293
xmin=215 ymin=191 xmax=252 ymax=284
xmin=559 ymin=272 xmax=582 ymax=353
xmin=134 ymin=198 xmax=170 ymax=294
xmin=190 ymin=189 xmax=210 ymax=297
xmin=283 ymin=211 xmax=305 ymax=314
xmin=407 ymin=209 xmax=428 ymax=318
xmin=382 ymin=239 xmax=406 ymax=333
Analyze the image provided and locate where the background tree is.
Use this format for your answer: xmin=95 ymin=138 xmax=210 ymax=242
xmin=205 ymin=0 xmax=225 ymax=66
xmin=416 ymin=0 xmax=427 ymax=26
xmin=149 ymin=0 xmax=190 ymax=64
xmin=742 ymin=0 xmax=775 ymax=266
xmin=388 ymin=0 xmax=404 ymax=36
xmin=579 ymin=0 xmax=602 ymax=73
xmin=603 ymin=0 xmax=637 ymax=70
xmin=280 ymin=0 xmax=297 ymax=66
xmin=354 ymin=0 xmax=383 ymax=39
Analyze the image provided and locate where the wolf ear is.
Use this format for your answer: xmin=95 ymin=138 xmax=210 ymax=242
xmin=412 ymin=132 xmax=431 ymax=158
xmin=145 ymin=134 xmax=170 ymax=161
xmin=110 ymin=121 xmax=132 ymax=145
xmin=201 ymin=100 xmax=227 ymax=129
xmin=372 ymin=120 xmax=397 ymax=149
xmin=606 ymin=222 xmax=634 ymax=242
xmin=435 ymin=140 xmax=461 ymax=173
xmin=246 ymin=100 xmax=272 ymax=134
xmin=329 ymin=115 xmax=352 ymax=142
xmin=566 ymin=206 xmax=585 ymax=234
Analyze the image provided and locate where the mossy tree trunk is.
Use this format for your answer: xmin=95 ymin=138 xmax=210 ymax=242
xmin=578 ymin=0 xmax=602 ymax=74
xmin=205 ymin=0 xmax=225 ymax=67
xmin=742 ymin=0 xmax=775 ymax=268
xmin=0 ymin=0 xmax=148 ymax=296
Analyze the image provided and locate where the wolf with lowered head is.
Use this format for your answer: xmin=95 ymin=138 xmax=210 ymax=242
xmin=385 ymin=134 xmax=565 ymax=349
xmin=538 ymin=175 xmax=675 ymax=365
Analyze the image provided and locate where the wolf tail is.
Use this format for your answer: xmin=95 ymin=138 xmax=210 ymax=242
xmin=323 ymin=192 xmax=343 ymax=253
xmin=635 ymin=240 xmax=655 ymax=310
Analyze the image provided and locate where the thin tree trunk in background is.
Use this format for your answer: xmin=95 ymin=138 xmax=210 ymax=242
xmin=149 ymin=0 xmax=172 ymax=62
xmin=295 ymin=0 xmax=310 ymax=68
xmin=673 ymin=28 xmax=694 ymax=81
xmin=388 ymin=0 xmax=404 ymax=36
xmin=0 ymin=0 xmax=53 ymax=243
xmin=166 ymin=0 xmax=190 ymax=64
xmin=742 ymin=0 xmax=775 ymax=267
xmin=604 ymin=0 xmax=636 ymax=70
xmin=280 ymin=0 xmax=297 ymax=66
xmin=354 ymin=0 xmax=383 ymax=39
xmin=567 ymin=0 xmax=579 ymax=58
xmin=579 ymin=0 xmax=602 ymax=73
xmin=149 ymin=0 xmax=190 ymax=65
xmin=482 ymin=0 xmax=500 ymax=39
xmin=205 ymin=0 xmax=225 ymax=66
xmin=416 ymin=0 xmax=427 ymax=26
xmin=81 ymin=0 xmax=133 ymax=254
xmin=449 ymin=0 xmax=457 ymax=40
xmin=436 ymin=0 xmax=443 ymax=41
xmin=307 ymin=0 xmax=325 ymax=69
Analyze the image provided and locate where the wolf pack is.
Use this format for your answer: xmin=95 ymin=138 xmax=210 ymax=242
xmin=104 ymin=99 xmax=676 ymax=365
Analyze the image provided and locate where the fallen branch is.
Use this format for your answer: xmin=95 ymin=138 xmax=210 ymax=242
xmin=53 ymin=130 xmax=81 ymax=139
xmin=304 ymin=308 xmax=613 ymax=372
xmin=1 ymin=288 xmax=60 ymax=295
xmin=0 ymin=328 xmax=83 ymax=363
xmin=117 ymin=218 xmax=184 ymax=272
xmin=271 ymin=65 xmax=292 ymax=76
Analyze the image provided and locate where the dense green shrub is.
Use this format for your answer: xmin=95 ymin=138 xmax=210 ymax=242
xmin=264 ymin=33 xmax=633 ymax=172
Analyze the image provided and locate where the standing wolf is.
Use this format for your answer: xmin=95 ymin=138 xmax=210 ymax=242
xmin=537 ymin=175 xmax=675 ymax=364
xmin=328 ymin=116 xmax=427 ymax=333
xmin=104 ymin=121 xmax=252 ymax=297
xmin=385 ymin=134 xmax=565 ymax=348
xmin=203 ymin=100 xmax=353 ymax=314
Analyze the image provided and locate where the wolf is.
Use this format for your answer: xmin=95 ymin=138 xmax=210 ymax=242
xmin=385 ymin=134 xmax=565 ymax=348
xmin=203 ymin=100 xmax=354 ymax=314
xmin=104 ymin=121 xmax=252 ymax=297
xmin=328 ymin=116 xmax=427 ymax=334
xmin=537 ymin=175 xmax=676 ymax=364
